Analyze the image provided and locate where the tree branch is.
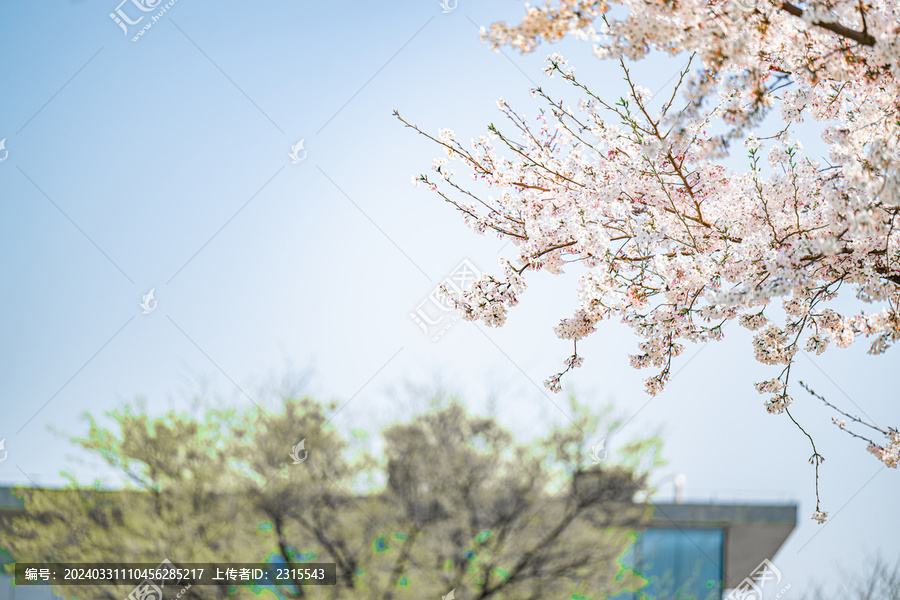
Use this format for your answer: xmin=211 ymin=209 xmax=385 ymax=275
xmin=779 ymin=2 xmax=876 ymax=46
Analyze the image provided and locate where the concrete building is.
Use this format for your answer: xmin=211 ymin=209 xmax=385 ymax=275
xmin=614 ymin=502 xmax=797 ymax=600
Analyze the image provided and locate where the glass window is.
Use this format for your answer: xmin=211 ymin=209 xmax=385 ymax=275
xmin=612 ymin=527 xmax=724 ymax=600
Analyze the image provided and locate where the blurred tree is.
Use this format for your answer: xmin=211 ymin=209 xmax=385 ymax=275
xmin=800 ymin=555 xmax=900 ymax=600
xmin=0 ymin=394 xmax=663 ymax=600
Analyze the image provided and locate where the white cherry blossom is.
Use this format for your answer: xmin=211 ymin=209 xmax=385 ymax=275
xmin=395 ymin=0 xmax=900 ymax=520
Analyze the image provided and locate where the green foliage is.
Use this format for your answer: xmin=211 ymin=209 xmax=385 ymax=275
xmin=0 ymin=394 xmax=662 ymax=600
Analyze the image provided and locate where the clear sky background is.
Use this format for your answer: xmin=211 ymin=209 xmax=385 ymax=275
xmin=0 ymin=0 xmax=897 ymax=596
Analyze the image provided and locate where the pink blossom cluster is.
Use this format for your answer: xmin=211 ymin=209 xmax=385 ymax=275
xmin=406 ymin=66 xmax=896 ymax=410
xmin=811 ymin=510 xmax=828 ymax=524
xmin=397 ymin=0 xmax=900 ymax=509
xmin=867 ymin=428 xmax=900 ymax=469
xmin=437 ymin=258 xmax=527 ymax=328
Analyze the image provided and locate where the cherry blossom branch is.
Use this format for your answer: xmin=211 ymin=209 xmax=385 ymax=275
xmin=779 ymin=2 xmax=876 ymax=46
xmin=784 ymin=405 xmax=827 ymax=523
xmin=798 ymin=381 xmax=888 ymax=438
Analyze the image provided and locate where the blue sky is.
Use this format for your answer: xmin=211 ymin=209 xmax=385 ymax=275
xmin=0 ymin=0 xmax=897 ymax=596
